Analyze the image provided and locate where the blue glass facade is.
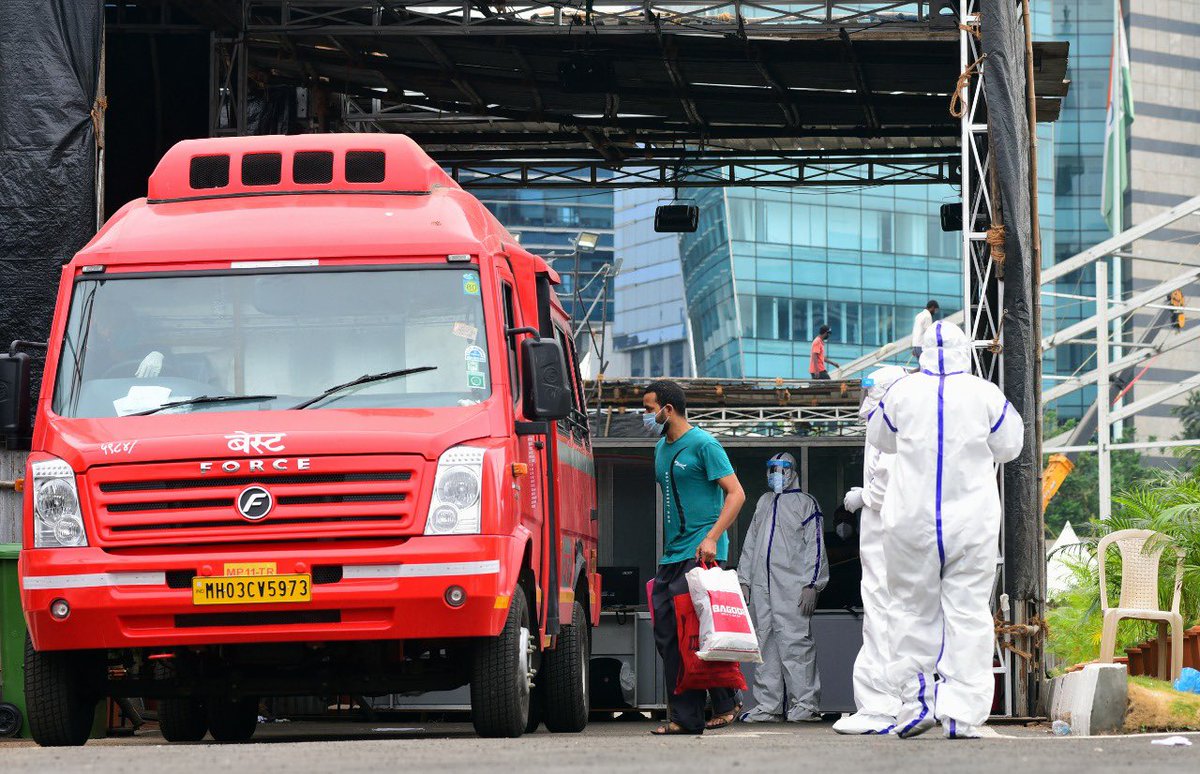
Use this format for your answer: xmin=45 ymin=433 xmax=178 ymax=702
xmin=680 ymin=186 xmax=962 ymax=378
xmin=476 ymin=188 xmax=616 ymax=323
xmin=611 ymin=189 xmax=693 ymax=378
xmin=1047 ymin=0 xmax=1118 ymax=418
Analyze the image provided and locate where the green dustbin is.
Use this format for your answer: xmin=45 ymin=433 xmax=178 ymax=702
xmin=0 ymin=545 xmax=107 ymax=741
xmin=0 ymin=543 xmax=26 ymax=738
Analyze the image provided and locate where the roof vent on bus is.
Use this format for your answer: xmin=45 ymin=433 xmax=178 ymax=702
xmin=293 ymin=151 xmax=334 ymax=184
xmin=345 ymin=150 xmax=386 ymax=183
xmin=241 ymin=152 xmax=282 ymax=186
xmin=189 ymin=155 xmax=230 ymax=189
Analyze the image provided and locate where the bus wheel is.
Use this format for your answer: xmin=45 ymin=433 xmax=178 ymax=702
xmin=541 ymin=601 xmax=589 ymax=733
xmin=158 ymin=698 xmax=207 ymax=742
xmin=23 ymin=634 xmax=98 ymax=747
xmin=207 ymin=697 xmax=258 ymax=743
xmin=471 ymin=588 xmax=532 ymax=738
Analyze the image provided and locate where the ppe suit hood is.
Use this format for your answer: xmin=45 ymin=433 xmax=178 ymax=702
xmin=767 ymin=451 xmax=798 ymax=489
xmin=918 ymin=320 xmax=972 ymax=375
xmin=859 ymin=365 xmax=909 ymax=420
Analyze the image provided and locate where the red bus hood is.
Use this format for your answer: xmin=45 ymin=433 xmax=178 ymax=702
xmin=40 ymin=404 xmax=501 ymax=471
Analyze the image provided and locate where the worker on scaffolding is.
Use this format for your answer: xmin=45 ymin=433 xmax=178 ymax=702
xmin=809 ymin=324 xmax=840 ymax=380
xmin=867 ymin=321 xmax=1023 ymax=739
xmin=737 ymin=452 xmax=828 ymax=723
xmin=834 ymin=365 xmax=908 ymax=735
xmin=910 ymin=300 xmax=940 ymax=362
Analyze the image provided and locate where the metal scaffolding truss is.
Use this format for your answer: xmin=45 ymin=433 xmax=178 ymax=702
xmin=959 ymin=4 xmax=1002 ymax=385
xmin=242 ymin=0 xmax=952 ymax=37
xmin=687 ymin=405 xmax=865 ymax=436
xmin=190 ymin=0 xmax=1066 ymax=186
xmin=957 ymin=0 xmax=1013 ymax=718
xmin=443 ymin=154 xmax=958 ymax=189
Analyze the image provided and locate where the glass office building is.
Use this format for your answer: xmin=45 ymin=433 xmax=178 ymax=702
xmin=476 ymin=187 xmax=616 ymax=324
xmin=1046 ymin=0 xmax=1118 ymax=419
xmin=611 ymin=188 xmax=693 ymax=378
xmin=670 ymin=8 xmax=1057 ymax=384
xmin=680 ymin=186 xmax=962 ymax=378
xmin=1124 ymin=2 xmax=1200 ymax=441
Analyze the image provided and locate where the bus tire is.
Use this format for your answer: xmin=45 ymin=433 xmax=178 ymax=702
xmin=207 ymin=697 xmax=258 ymax=743
xmin=541 ymin=601 xmax=589 ymax=733
xmin=470 ymin=588 xmax=532 ymax=738
xmin=525 ymin=685 xmax=543 ymax=734
xmin=23 ymin=634 xmax=97 ymax=747
xmin=158 ymin=698 xmax=207 ymax=742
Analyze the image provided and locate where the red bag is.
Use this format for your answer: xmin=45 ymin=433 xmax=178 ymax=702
xmin=672 ymin=593 xmax=747 ymax=694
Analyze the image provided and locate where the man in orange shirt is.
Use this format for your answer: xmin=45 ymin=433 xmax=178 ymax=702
xmin=809 ymin=325 xmax=839 ymax=380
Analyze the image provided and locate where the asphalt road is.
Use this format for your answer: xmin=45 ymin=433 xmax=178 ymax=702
xmin=2 ymin=720 xmax=1198 ymax=773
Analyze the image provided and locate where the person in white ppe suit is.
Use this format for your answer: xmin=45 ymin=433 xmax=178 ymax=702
xmin=833 ymin=365 xmax=909 ymax=735
xmin=737 ymin=452 xmax=829 ymax=722
xmin=867 ymin=321 xmax=1024 ymax=739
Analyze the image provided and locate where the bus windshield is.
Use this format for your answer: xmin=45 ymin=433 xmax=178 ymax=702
xmin=52 ymin=267 xmax=493 ymax=418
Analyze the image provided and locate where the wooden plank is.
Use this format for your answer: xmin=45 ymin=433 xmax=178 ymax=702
xmin=0 ymin=451 xmax=25 ymax=544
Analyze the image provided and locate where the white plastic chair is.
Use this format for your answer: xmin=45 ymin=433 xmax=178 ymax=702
xmin=1097 ymin=529 xmax=1185 ymax=681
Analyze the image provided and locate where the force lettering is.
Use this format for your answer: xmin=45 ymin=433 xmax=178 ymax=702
xmin=200 ymin=458 xmax=311 ymax=474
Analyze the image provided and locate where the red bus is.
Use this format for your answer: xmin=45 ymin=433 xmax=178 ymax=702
xmin=2 ymin=134 xmax=599 ymax=746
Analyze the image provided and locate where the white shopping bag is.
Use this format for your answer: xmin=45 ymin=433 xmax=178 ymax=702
xmin=685 ymin=563 xmax=762 ymax=663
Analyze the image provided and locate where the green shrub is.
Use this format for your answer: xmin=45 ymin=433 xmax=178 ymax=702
xmin=1046 ymin=460 xmax=1200 ymax=670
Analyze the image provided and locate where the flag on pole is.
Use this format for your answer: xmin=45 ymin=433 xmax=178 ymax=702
xmin=1102 ymin=1 xmax=1134 ymax=234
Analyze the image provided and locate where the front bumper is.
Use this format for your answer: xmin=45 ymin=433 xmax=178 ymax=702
xmin=20 ymin=536 xmax=522 ymax=651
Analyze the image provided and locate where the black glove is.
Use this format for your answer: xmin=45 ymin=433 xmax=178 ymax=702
xmin=799 ymin=586 xmax=818 ymax=616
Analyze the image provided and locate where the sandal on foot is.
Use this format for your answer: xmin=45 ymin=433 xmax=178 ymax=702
xmin=652 ymin=722 xmax=703 ymax=736
xmin=706 ymin=705 xmax=743 ymax=730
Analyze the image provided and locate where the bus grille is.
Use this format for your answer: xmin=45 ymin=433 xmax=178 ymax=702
xmin=88 ymin=455 xmax=422 ymax=547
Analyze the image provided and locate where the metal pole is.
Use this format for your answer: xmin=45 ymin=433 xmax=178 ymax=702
xmin=1095 ymin=260 xmax=1112 ymax=521
xmin=1109 ymin=0 xmax=1125 ymax=436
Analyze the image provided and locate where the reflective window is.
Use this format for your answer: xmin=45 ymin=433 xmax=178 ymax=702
xmin=54 ymin=268 xmax=493 ymax=417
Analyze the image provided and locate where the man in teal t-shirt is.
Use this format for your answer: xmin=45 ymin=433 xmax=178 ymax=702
xmin=643 ymin=380 xmax=747 ymax=736
xmin=656 ymin=422 xmax=735 ymax=564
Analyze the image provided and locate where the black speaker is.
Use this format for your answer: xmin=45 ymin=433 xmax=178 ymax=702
xmin=0 ymin=351 xmax=32 ymax=450
xmin=941 ymin=202 xmax=991 ymax=233
xmin=940 ymin=203 xmax=963 ymax=232
xmin=654 ymin=204 xmax=699 ymax=233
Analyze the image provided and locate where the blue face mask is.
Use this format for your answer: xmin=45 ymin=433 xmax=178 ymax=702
xmin=643 ymin=408 xmax=666 ymax=435
xmin=767 ymin=472 xmax=785 ymax=493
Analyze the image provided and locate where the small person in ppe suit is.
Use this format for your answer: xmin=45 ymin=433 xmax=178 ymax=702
xmin=867 ymin=321 xmax=1024 ymax=739
xmin=833 ymin=365 xmax=908 ymax=735
xmin=737 ymin=452 xmax=829 ymax=722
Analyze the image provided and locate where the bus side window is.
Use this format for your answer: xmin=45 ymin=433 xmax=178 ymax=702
xmin=555 ymin=327 xmax=589 ymax=443
xmin=565 ymin=336 xmax=588 ymax=414
xmin=502 ymin=282 xmax=519 ymax=405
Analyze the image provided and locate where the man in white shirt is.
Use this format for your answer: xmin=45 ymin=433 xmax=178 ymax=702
xmin=910 ymin=300 xmax=939 ymax=360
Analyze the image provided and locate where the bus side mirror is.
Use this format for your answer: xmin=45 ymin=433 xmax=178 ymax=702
xmin=0 ymin=350 xmax=33 ymax=450
xmin=520 ymin=338 xmax=572 ymax=421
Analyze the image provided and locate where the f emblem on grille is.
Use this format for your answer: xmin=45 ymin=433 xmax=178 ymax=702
xmin=237 ymin=486 xmax=273 ymax=521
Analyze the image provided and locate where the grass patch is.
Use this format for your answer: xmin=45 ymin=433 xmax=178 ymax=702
xmin=1126 ymin=676 xmax=1200 ymax=733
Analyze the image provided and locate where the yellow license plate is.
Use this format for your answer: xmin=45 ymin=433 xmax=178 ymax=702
xmin=192 ymin=574 xmax=312 ymax=606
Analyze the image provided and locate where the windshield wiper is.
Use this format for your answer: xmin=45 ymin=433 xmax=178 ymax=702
xmin=131 ymin=394 xmax=279 ymax=416
xmin=290 ymin=366 xmax=438 ymax=410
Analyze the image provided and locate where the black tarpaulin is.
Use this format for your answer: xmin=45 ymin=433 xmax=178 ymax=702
xmin=981 ymin=1 xmax=1043 ymax=604
xmin=0 ymin=1 xmax=102 ymax=355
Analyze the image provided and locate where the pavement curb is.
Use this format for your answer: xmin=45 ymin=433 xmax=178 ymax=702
xmin=1048 ymin=663 xmax=1128 ymax=736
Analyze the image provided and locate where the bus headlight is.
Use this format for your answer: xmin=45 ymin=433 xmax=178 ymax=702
xmin=425 ymin=446 xmax=485 ymax=535
xmin=32 ymin=457 xmax=88 ymax=548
